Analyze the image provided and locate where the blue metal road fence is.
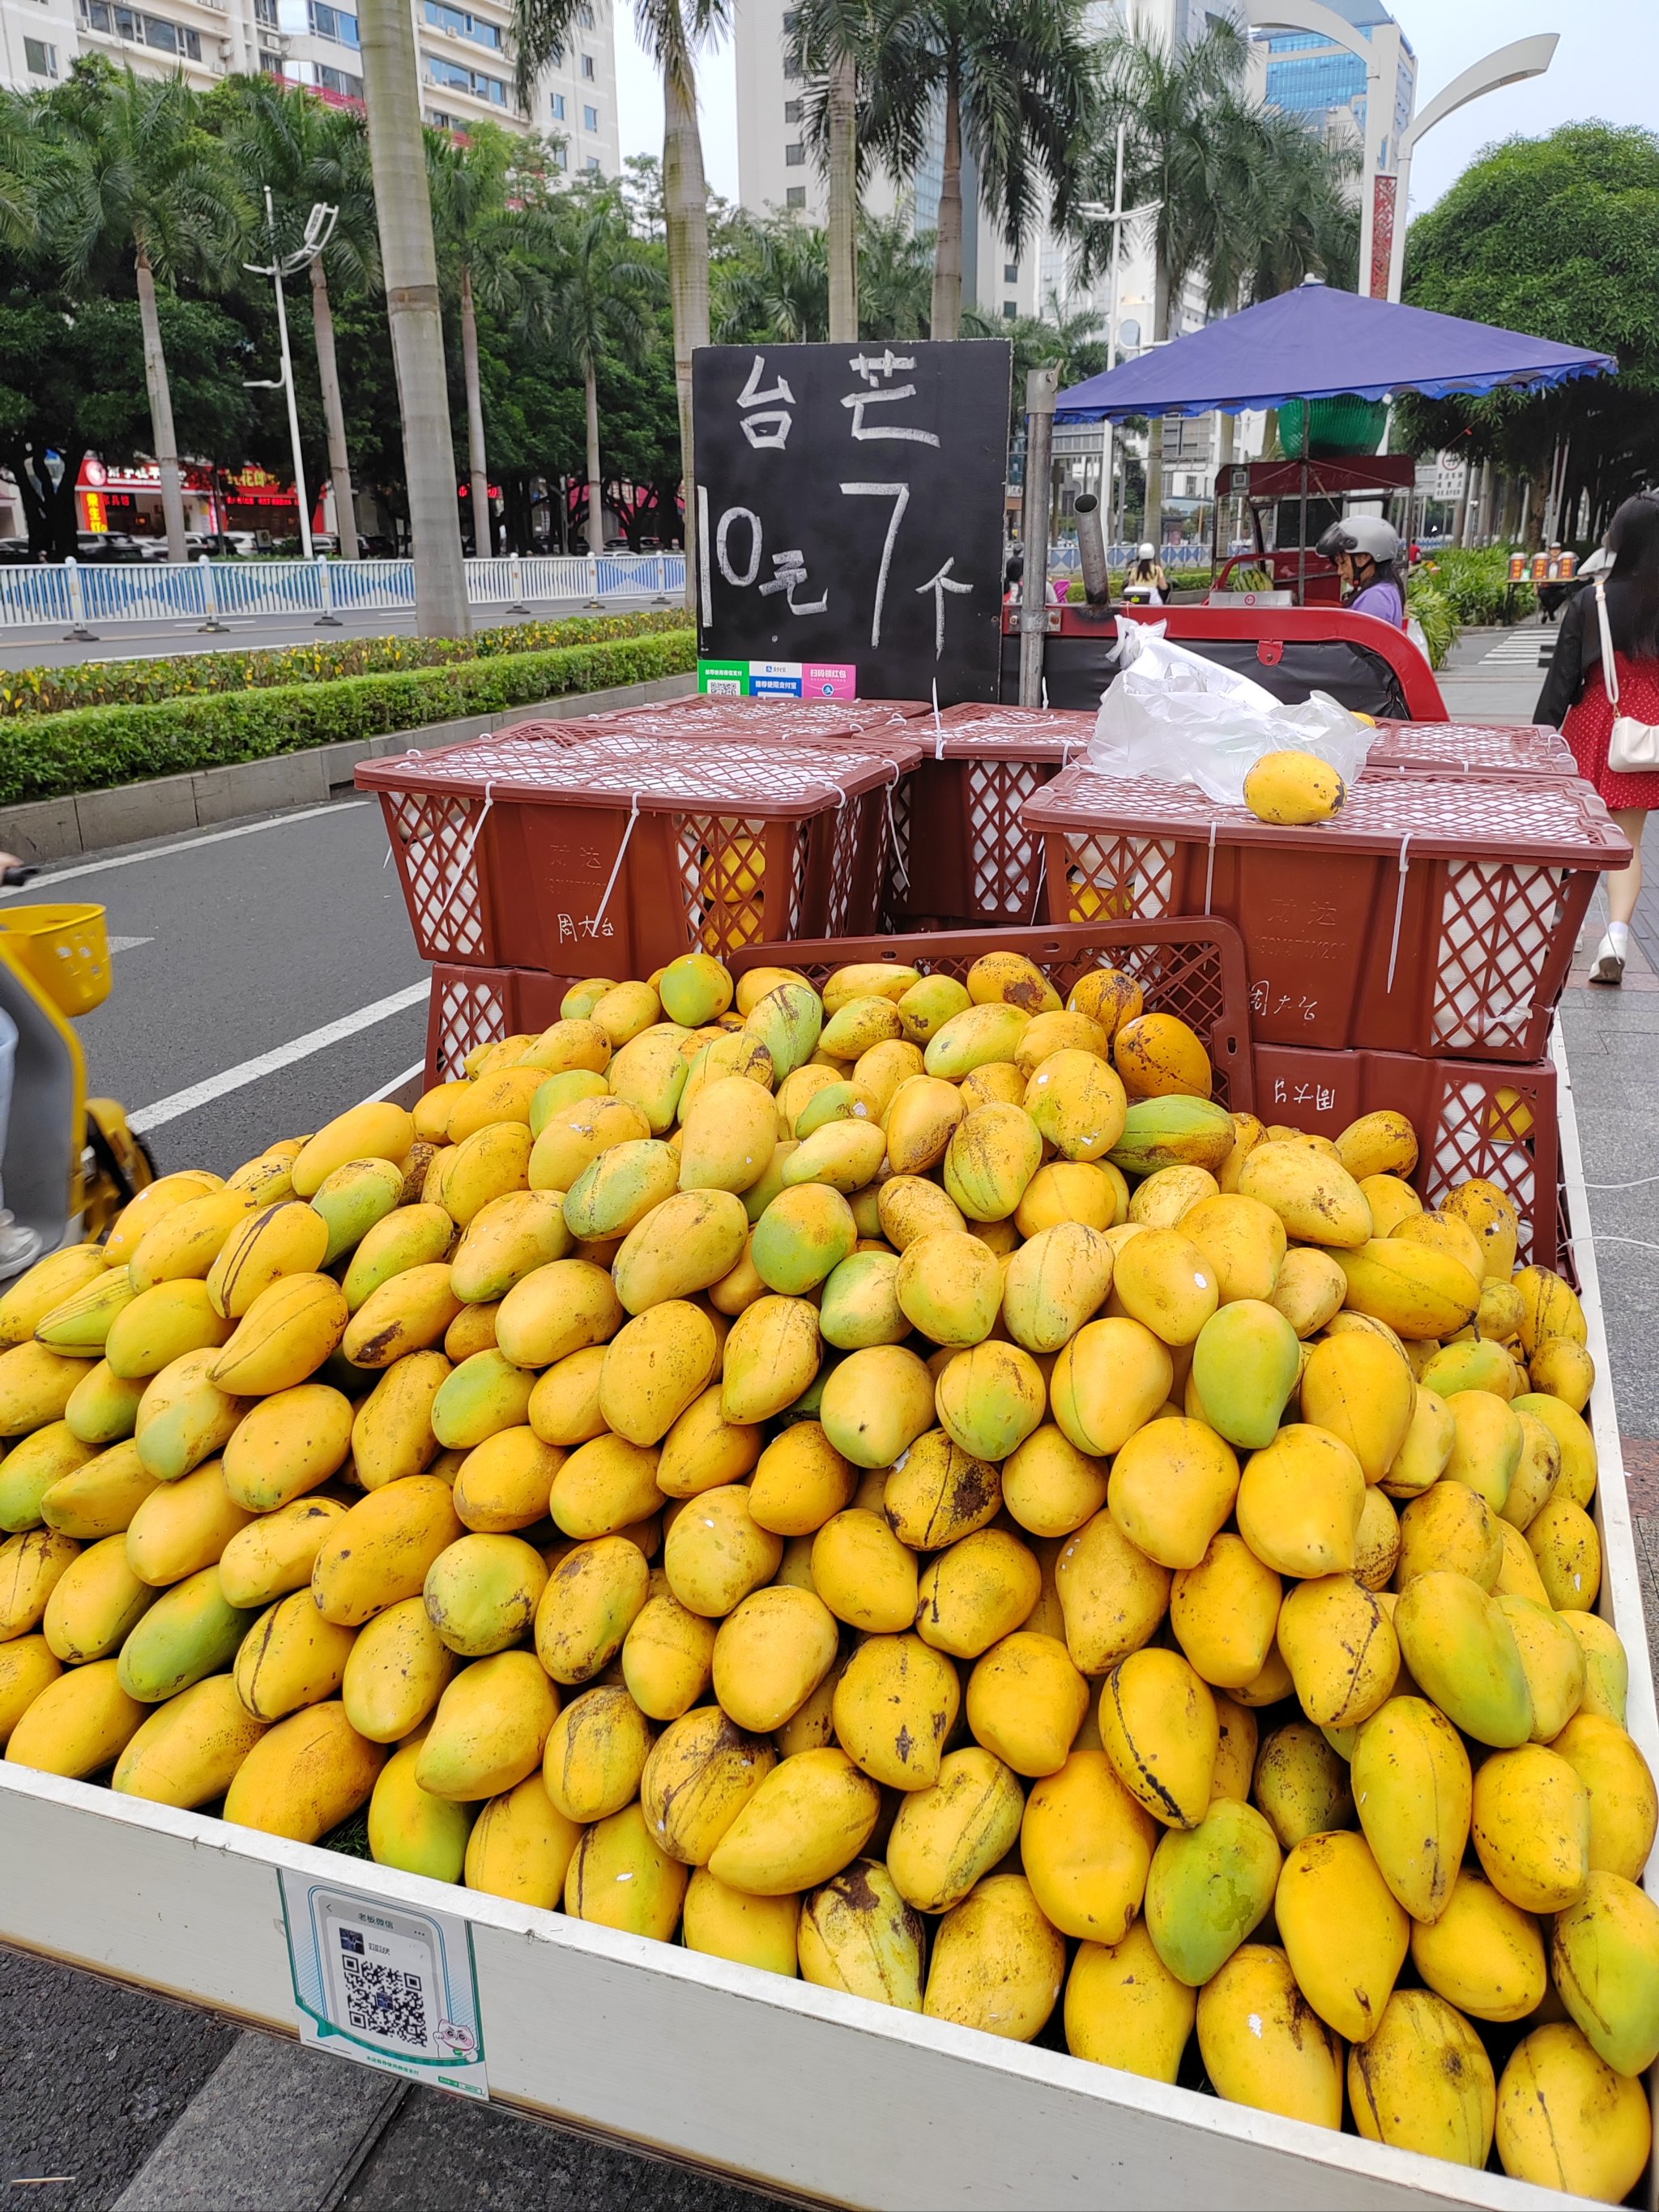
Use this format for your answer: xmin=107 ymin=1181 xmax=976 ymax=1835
xmin=0 ymin=552 xmax=687 ymax=631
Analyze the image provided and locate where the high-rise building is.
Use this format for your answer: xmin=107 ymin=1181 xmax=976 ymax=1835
xmin=0 ymin=0 xmax=619 ymax=173
xmin=1256 ymin=0 xmax=1414 ymax=190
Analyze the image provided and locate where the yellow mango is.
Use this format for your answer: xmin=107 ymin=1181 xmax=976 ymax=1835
xmin=220 ymin=1383 xmax=353 ymax=1515
xmin=720 ymin=1294 xmax=822 ymax=1425
xmin=999 ymin=1425 xmax=1107 ymax=1541
xmin=680 ymin=1869 xmax=800 ymax=1977
xmin=34 ymin=1264 xmax=139 ymax=1357
xmin=311 ymin=1474 xmax=463 ymax=1627
xmin=885 ymin=1745 xmax=1025 ymax=1913
xmin=339 ymin=1592 xmax=456 ymax=1743
xmin=1552 ymin=1869 xmax=1659 ymax=2077
xmin=922 ymin=1873 xmax=1064 ymax=2043
xmin=1277 ymin=1828 xmax=1409 ymax=2041
xmin=1252 ymin=1719 xmax=1353 ymax=1848
xmin=1064 ymin=1921 xmax=1196 ymax=2082
xmin=112 ymin=1673 xmax=268 ymax=1807
xmin=534 ymin=1534 xmax=650 ymax=1683
xmin=1299 ymin=1330 xmax=1416 ymax=1484
xmin=1235 ymin=1423 xmax=1365 ymax=1579
xmin=1550 ymin=1711 xmax=1658 ymax=1882
xmin=1098 ymin=1647 xmax=1217 ymax=1829
xmin=416 ymin=1647 xmax=557 ymax=1801
xmin=5 ymin=1655 xmax=147 ymax=1777
xmin=1351 ymin=1694 xmax=1471 ymax=1922
xmin=1512 ymin=1390 xmax=1596 ymax=1508
xmin=1395 ymin=1569 xmax=1532 ymax=1746
xmin=1397 ymin=1477 xmax=1501 ymax=1591
xmin=833 ymin=1631 xmax=959 ymax=1791
xmin=810 ymin=1508 xmax=918 ymax=1634
xmin=797 ymin=1858 xmax=925 ymax=2010
xmin=0 ymin=1634 xmax=61 ymax=1745
xmin=41 ymin=1532 xmax=155 ymax=1663
xmin=347 ymin=1349 xmax=448 ymax=1491
xmin=40 ymin=1441 xmax=160 ymax=1541
xmin=63 ymin=1360 xmax=147 ymax=1447
xmin=423 ymin=1532 xmax=547 ymax=1657
xmin=1277 ymin=1574 xmax=1399 ymax=1728
xmin=233 ymin=1589 xmax=356 ymax=1720
xmin=290 ymin=1103 xmax=414 ymax=1198
xmin=621 ymin=1590 xmax=715 ymax=1721
xmin=1336 ymin=1238 xmax=1481 ymax=1339
xmin=915 ymin=1528 xmax=1040 ymax=1660
xmin=128 ymin=1187 xmax=261 ymax=1295
xmin=0 ymin=1421 xmax=100 ymax=1534
xmin=1054 ymin=1508 xmax=1171 ymax=1675
xmin=1527 ymin=1493 xmax=1601 ymax=1610
xmin=123 ymin=1457 xmax=253 ymax=1587
xmin=1495 ymin=2022 xmax=1653 ymax=2201
xmin=712 ymin=1583 xmax=838 ymax=1733
xmin=1409 ymin=1865 xmax=1546 ymax=2022
xmin=1349 ymin=1988 xmax=1496 ymax=2169
xmin=0 ymin=1340 xmax=92 ymax=1438
xmin=706 ymin=1744 xmax=880 ymax=1895
xmin=1107 ymin=1416 xmax=1238 ymax=1571
xmin=1050 ymin=1317 xmax=1173 ymax=1458
xmin=219 ymin=1698 xmax=385 ymax=1840
xmin=0 ymin=1244 xmax=109 ymax=1345
xmin=1196 ymin=1943 xmax=1342 ymax=2129
xmin=1235 ymin=1141 xmax=1371 ymax=1248
xmin=1168 ymin=1533 xmax=1281 ymax=1691
xmin=463 ymin=1772 xmax=582 ymax=1907
xmin=1561 ymin=1610 xmax=1628 ymax=1725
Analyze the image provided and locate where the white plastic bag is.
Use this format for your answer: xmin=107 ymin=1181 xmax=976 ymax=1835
xmin=1090 ymin=618 xmax=1375 ymax=803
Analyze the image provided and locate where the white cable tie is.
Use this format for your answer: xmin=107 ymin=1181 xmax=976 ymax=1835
xmin=1581 ymin=1171 xmax=1659 ymax=1190
xmin=883 ymin=763 xmax=910 ymax=894
xmin=1385 ymin=833 xmax=1412 ymax=994
xmin=591 ymin=792 xmax=642 ymax=936
xmin=1203 ymin=820 xmax=1218 ymax=918
xmin=444 ymin=779 xmax=496 ymax=914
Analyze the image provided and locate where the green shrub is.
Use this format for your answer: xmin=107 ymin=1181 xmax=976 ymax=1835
xmin=0 ymin=608 xmax=688 ymax=721
xmin=1406 ymin=577 xmax=1456 ymax=669
xmin=0 ymin=629 xmax=696 ymax=807
xmin=1415 ymin=548 xmax=1535 ymax=627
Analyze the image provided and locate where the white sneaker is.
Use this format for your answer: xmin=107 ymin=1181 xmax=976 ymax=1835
xmin=0 ymin=1217 xmax=42 ymax=1278
xmin=1589 ymin=927 xmax=1627 ymax=986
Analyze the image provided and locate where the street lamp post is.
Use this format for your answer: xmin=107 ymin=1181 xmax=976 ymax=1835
xmin=1243 ymin=6 xmax=1555 ymax=302
xmin=244 ymin=190 xmax=339 ymax=564
xmin=1078 ymin=130 xmax=1159 ymax=560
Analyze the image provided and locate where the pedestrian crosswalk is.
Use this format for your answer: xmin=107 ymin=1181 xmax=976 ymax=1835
xmin=1482 ymin=628 xmax=1555 ymax=667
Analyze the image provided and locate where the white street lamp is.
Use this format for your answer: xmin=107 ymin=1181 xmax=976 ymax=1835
xmin=1078 ymin=124 xmax=1161 ymax=554
xmin=1243 ymin=5 xmax=1556 ymax=303
xmin=244 ymin=190 xmax=339 ymax=560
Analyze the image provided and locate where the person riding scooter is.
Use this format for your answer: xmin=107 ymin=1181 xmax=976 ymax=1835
xmin=1121 ymin=543 xmax=1168 ymax=608
xmin=1316 ymin=514 xmax=1407 ymax=629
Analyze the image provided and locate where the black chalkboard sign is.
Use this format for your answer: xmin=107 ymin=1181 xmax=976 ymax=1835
xmin=693 ymin=339 xmax=1011 ymax=705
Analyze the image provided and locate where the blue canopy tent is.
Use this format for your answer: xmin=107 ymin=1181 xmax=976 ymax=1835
xmin=1055 ymin=280 xmax=1616 ymax=422
xmin=1051 ymin=281 xmax=1617 ymax=605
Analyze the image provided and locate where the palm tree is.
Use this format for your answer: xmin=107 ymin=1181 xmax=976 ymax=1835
xmin=787 ymin=0 xmax=872 ymax=341
xmin=358 ymin=0 xmax=469 ymax=633
xmin=862 ymin=0 xmax=1098 ymax=342
xmin=426 ymin=122 xmax=522 ymax=558
xmin=48 ymin=64 xmax=241 ymax=561
xmin=855 ymin=209 xmax=932 ymax=338
xmin=1086 ymin=19 xmax=1260 ymax=546
xmin=546 ymin=185 xmax=662 ymax=552
xmin=511 ymin=0 xmax=729 ymax=576
xmin=715 ymin=211 xmax=828 ymax=343
xmin=215 ymin=77 xmax=380 ymax=560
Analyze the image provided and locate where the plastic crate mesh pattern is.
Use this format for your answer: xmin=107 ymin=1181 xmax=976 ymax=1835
xmin=385 ymin=791 xmax=487 ymax=960
xmin=1432 ymin=860 xmax=1574 ymax=1052
xmin=968 ymin=759 xmax=1055 ymax=918
xmin=1056 ymin=832 xmax=1179 ymax=921
xmin=1421 ymin=1073 xmax=1546 ymax=1264
xmin=676 ymin=814 xmax=806 ymax=953
xmin=822 ymin=792 xmax=883 ymax=940
xmin=431 ymin=970 xmax=508 ymax=1080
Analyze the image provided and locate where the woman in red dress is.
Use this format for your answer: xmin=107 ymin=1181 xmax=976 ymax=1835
xmin=1537 ymin=497 xmax=1659 ymax=985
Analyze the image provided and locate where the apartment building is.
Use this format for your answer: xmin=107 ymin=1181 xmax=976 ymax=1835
xmin=0 ymin=0 xmax=621 ymax=175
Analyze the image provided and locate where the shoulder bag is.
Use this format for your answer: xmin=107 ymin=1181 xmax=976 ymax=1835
xmin=1594 ymin=578 xmax=1659 ymax=771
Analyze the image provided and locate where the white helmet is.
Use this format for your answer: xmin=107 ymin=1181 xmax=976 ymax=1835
xmin=1137 ymin=542 xmax=1157 ymax=560
xmin=1316 ymin=514 xmax=1400 ymax=565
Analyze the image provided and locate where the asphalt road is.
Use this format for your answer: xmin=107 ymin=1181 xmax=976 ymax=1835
xmin=0 ymin=593 xmax=673 ymax=671
xmin=0 ymin=791 xmax=778 ymax=2210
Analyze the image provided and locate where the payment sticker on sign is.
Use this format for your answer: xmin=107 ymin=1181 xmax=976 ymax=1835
xmin=278 ymin=1869 xmax=488 ymax=2099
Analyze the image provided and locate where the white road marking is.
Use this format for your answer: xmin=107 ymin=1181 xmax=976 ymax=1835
xmin=106 ymin=936 xmax=153 ymax=953
xmin=0 ymin=800 xmax=371 ymax=898
xmin=130 ymin=980 xmax=429 ymax=1132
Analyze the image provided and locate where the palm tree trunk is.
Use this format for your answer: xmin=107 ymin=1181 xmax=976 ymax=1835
xmin=309 ymin=257 xmax=359 ymax=560
xmin=134 ymin=247 xmax=188 ymax=563
xmin=459 ymin=261 xmax=491 ymax=557
xmin=1143 ymin=256 xmax=1172 ymax=549
xmin=663 ymin=53 xmax=710 ymax=608
xmin=826 ymin=47 xmax=857 ymax=343
xmin=931 ymin=72 xmax=963 ymax=341
xmin=359 ymin=0 xmax=470 ymax=635
xmin=585 ymin=364 xmax=604 ymax=556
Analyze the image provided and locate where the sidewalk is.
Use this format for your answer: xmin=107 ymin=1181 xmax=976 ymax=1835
xmin=1433 ymin=615 xmax=1555 ymax=725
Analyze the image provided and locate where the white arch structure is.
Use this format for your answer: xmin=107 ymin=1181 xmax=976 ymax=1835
xmin=1243 ymin=5 xmax=1557 ymax=301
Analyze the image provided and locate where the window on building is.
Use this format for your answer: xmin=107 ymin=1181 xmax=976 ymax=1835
xmin=254 ymin=0 xmax=278 ymax=23
xmin=309 ymin=2 xmax=358 ymax=45
xmin=585 ymin=155 xmax=599 ymax=171
xmin=786 ymin=185 xmax=805 ymax=208
xmin=577 ymin=2 xmax=592 ymax=19
xmin=429 ymin=105 xmax=455 ymax=126
xmin=550 ymin=91 xmax=565 ymax=117
xmin=424 ymin=2 xmax=501 ymax=45
xmin=552 ymin=142 xmax=567 ymax=167
xmin=426 ymin=52 xmax=506 ymax=100
xmin=1003 ymin=262 xmax=1019 ymax=283
xmin=79 ymin=3 xmax=203 ymax=58
xmin=580 ymin=49 xmax=593 ymax=75
xmin=1002 ymin=300 xmax=1017 ymax=319
xmin=784 ymin=141 xmax=804 ymax=165
xmin=783 ymin=98 xmax=800 ymax=122
xmin=313 ymin=59 xmax=363 ymax=93
xmin=583 ymin=102 xmax=597 ymax=129
xmin=259 ymin=45 xmax=284 ymax=70
xmin=23 ymin=35 xmax=55 ymax=70
xmin=548 ymin=37 xmax=561 ymax=61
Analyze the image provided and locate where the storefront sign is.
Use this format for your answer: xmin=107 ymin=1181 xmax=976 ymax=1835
xmin=278 ymin=1869 xmax=488 ymax=2099
xmin=697 ymin=658 xmax=859 ymax=698
xmin=693 ymin=341 xmax=1009 ymax=705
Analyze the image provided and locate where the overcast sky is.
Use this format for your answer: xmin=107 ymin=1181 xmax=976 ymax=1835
xmin=613 ymin=0 xmax=1657 ymax=233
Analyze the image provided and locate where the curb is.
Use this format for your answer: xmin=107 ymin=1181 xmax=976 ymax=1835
xmin=0 ymin=669 xmax=697 ymax=865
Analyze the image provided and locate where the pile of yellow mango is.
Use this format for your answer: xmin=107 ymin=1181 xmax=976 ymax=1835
xmin=0 ymin=944 xmax=1653 ymax=2201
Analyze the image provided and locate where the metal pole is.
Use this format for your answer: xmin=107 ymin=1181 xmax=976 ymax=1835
xmin=1100 ymin=121 xmax=1125 ymax=550
xmin=265 ymin=188 xmax=313 ymax=562
xmin=1018 ymin=365 xmax=1060 ymax=709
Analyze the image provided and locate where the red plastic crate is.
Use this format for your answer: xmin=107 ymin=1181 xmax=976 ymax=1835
xmin=1026 ymin=767 xmax=1628 ymax=1063
xmin=1361 ymin=720 xmax=1576 ymax=780
xmin=578 ymin=697 xmax=935 ymax=737
xmin=358 ymin=732 xmax=906 ymax=978
xmin=888 ymin=705 xmax=1097 ymax=929
xmin=1255 ymin=1044 xmax=1561 ymax=1268
xmin=423 ymin=965 xmax=572 ymax=1087
xmin=731 ymin=916 xmax=1255 ymax=1110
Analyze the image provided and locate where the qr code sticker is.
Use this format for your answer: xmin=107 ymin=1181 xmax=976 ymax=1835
xmin=340 ymin=1950 xmax=431 ymax=2048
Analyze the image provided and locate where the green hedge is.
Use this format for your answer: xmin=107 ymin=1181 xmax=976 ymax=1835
xmin=1416 ymin=548 xmax=1536 ymax=627
xmin=0 ymin=608 xmax=689 ymax=721
xmin=0 ymin=629 xmax=697 ymax=808
xmin=1406 ymin=577 xmax=1456 ymax=669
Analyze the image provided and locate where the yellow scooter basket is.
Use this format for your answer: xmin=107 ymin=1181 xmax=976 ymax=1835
xmin=0 ymin=904 xmax=113 ymax=1016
